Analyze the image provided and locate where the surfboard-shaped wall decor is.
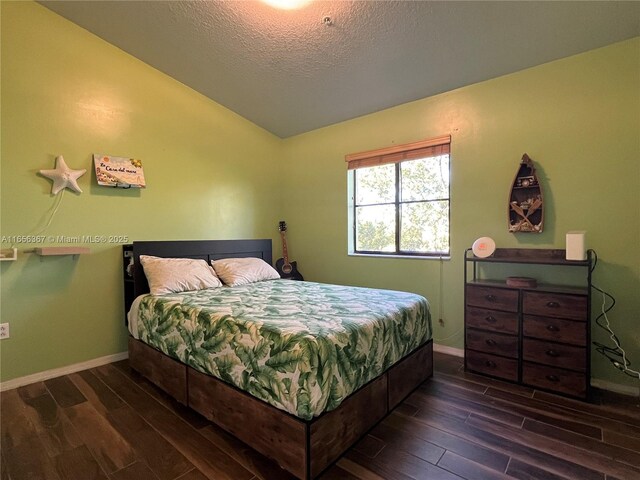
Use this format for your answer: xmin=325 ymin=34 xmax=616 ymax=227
xmin=508 ymin=154 xmax=543 ymax=233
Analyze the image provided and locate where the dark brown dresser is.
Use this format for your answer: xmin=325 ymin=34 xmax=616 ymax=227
xmin=464 ymin=248 xmax=592 ymax=400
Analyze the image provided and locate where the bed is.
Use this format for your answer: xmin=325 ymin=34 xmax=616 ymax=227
xmin=125 ymin=239 xmax=433 ymax=479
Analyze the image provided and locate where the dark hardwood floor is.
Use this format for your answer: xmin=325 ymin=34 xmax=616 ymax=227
xmin=2 ymin=352 xmax=639 ymax=480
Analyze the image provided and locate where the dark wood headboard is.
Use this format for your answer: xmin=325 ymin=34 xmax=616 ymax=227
xmin=131 ymin=239 xmax=272 ymax=298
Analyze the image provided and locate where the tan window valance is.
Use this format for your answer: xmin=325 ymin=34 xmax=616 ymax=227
xmin=345 ymin=135 xmax=451 ymax=170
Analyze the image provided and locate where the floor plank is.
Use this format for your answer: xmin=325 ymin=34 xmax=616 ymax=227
xmin=3 ymin=352 xmax=640 ymax=480
xmin=404 ymin=391 xmax=471 ymax=421
xmin=488 ymin=388 xmax=640 ymax=440
xmin=533 ymin=390 xmax=640 ymax=428
xmin=109 ymin=462 xmax=158 ymax=480
xmin=44 ymin=377 xmax=87 ymax=408
xmin=197 ymin=424 xmax=296 ymax=480
xmin=111 ymin=360 xmax=211 ymax=430
xmin=63 ymin=402 xmax=137 ymax=474
xmin=317 ymin=464 xmax=361 ymax=480
xmin=417 ymin=384 xmax=526 ymax=427
xmin=1 ymin=451 xmax=8 ymax=480
xmin=411 ymin=408 xmax=604 ymax=480
xmin=54 ymin=445 xmax=109 ymax=480
xmin=466 ymin=414 xmax=640 ymax=479
xmin=352 ymin=435 xmax=386 ymax=459
xmin=368 ymin=422 xmax=445 ymax=464
xmin=68 ymin=370 xmax=125 ymax=414
xmin=430 ymin=380 xmax=600 ymax=437
xmin=174 ymin=469 xmax=210 ymax=480
xmin=505 ymin=458 xmax=570 ymax=480
xmin=336 ymin=458 xmax=385 ymax=480
xmin=385 ymin=412 xmax=511 ymax=473
xmin=603 ymin=429 xmax=640 ymax=454
xmin=1 ymin=390 xmax=62 ymax=480
xmin=437 ymin=451 xmax=513 ymax=480
xmin=17 ymin=391 xmax=83 ymax=457
xmin=522 ymin=418 xmax=640 ymax=467
xmin=107 ymin=405 xmax=194 ymax=480
xmin=92 ymin=364 xmax=254 ymax=480
xmin=17 ymin=382 xmax=48 ymax=400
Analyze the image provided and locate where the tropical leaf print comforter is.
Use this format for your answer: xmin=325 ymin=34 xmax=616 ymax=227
xmin=128 ymin=280 xmax=431 ymax=420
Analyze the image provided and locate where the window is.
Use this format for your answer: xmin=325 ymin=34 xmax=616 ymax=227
xmin=346 ymin=136 xmax=450 ymax=257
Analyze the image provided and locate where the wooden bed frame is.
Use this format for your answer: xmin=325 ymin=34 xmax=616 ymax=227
xmin=126 ymin=239 xmax=433 ymax=479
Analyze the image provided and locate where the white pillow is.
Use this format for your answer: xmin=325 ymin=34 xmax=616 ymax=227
xmin=212 ymin=257 xmax=280 ymax=286
xmin=140 ymin=255 xmax=222 ymax=295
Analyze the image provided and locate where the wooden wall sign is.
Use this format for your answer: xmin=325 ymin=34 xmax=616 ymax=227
xmin=508 ymin=154 xmax=543 ymax=233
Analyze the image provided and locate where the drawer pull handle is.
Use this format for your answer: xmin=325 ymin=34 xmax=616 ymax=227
xmin=485 ymin=339 xmax=497 ymax=346
xmin=546 ymin=325 xmax=560 ymax=332
xmin=546 ymin=374 xmax=560 ymax=382
xmin=485 ymin=316 xmax=497 ymax=323
xmin=485 ymin=295 xmax=497 ymax=302
xmin=546 ymin=349 xmax=560 ymax=357
xmin=485 ymin=360 xmax=496 ymax=368
xmin=547 ymin=301 xmax=560 ymax=308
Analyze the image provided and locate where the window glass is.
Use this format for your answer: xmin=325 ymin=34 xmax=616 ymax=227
xmin=401 ymin=155 xmax=449 ymax=201
xmin=355 ymin=164 xmax=395 ymax=205
xmin=351 ymin=153 xmax=450 ymax=256
xmin=355 ymin=205 xmax=396 ymax=252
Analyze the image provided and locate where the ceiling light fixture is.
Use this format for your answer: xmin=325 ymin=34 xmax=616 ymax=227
xmin=261 ymin=0 xmax=311 ymax=10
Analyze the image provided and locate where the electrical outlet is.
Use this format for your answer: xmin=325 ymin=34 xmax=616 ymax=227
xmin=0 ymin=323 xmax=9 ymax=339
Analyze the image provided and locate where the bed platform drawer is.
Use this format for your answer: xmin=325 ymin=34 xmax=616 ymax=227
xmin=465 ymin=350 xmax=518 ymax=382
xmin=128 ymin=337 xmax=187 ymax=404
xmin=310 ymin=375 xmax=388 ymax=478
xmin=188 ymin=367 xmax=308 ymax=479
xmin=388 ymin=341 xmax=434 ymax=409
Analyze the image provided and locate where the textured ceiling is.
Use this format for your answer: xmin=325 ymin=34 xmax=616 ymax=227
xmin=41 ymin=1 xmax=640 ymax=138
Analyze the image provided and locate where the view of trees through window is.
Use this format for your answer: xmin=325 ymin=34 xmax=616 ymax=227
xmin=354 ymin=154 xmax=450 ymax=255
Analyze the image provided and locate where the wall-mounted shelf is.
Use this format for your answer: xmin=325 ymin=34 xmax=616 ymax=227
xmin=35 ymin=247 xmax=90 ymax=256
xmin=0 ymin=248 xmax=18 ymax=261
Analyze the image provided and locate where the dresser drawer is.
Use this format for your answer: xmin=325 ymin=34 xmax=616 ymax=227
xmin=522 ymin=291 xmax=587 ymax=321
xmin=523 ymin=315 xmax=587 ymax=346
xmin=523 ymin=362 xmax=587 ymax=398
xmin=466 ymin=329 xmax=518 ymax=358
xmin=523 ymin=338 xmax=586 ymax=372
xmin=466 ymin=285 xmax=518 ymax=312
xmin=465 ymin=350 xmax=518 ymax=382
xmin=466 ymin=306 xmax=519 ymax=335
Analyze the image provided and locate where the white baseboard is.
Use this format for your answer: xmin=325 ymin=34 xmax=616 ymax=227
xmin=433 ymin=343 xmax=464 ymax=357
xmin=591 ymin=378 xmax=640 ymax=397
xmin=0 ymin=351 xmax=128 ymax=392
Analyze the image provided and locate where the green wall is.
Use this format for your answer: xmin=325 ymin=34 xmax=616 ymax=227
xmin=2 ymin=1 xmax=638 ymax=389
xmin=280 ymin=38 xmax=640 ymax=388
xmin=0 ymin=2 xmax=282 ymax=381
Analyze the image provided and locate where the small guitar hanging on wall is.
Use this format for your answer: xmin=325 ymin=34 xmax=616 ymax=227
xmin=508 ymin=153 xmax=544 ymax=233
xmin=275 ymin=221 xmax=304 ymax=281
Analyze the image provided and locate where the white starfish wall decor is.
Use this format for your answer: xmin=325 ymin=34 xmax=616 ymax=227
xmin=39 ymin=155 xmax=87 ymax=194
